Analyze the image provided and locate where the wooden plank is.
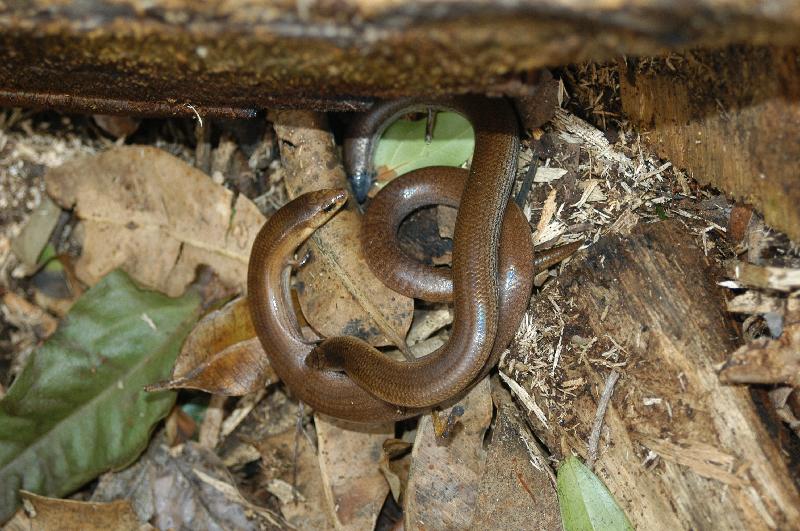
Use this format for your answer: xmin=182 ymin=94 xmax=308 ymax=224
xmin=1 ymin=3 xmax=800 ymax=114
xmin=620 ymin=46 xmax=800 ymax=242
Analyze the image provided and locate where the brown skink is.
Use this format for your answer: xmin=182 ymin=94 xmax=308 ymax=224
xmin=249 ymin=97 xmax=580 ymax=420
xmin=247 ymin=188 xmax=424 ymax=422
xmin=247 ymin=177 xmax=579 ymax=421
xmin=308 ymin=96 xmax=520 ymax=408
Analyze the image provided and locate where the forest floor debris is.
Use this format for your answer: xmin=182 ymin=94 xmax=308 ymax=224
xmin=1 ymin=60 xmax=798 ymax=528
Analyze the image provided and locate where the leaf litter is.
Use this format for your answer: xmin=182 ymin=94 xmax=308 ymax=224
xmin=0 ymin=61 xmax=798 ymax=529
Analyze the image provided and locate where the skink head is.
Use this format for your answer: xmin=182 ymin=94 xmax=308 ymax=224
xmin=305 ymin=188 xmax=348 ymax=228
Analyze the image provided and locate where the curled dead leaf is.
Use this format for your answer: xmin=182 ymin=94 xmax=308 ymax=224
xmin=14 ymin=491 xmax=142 ymax=531
xmin=153 ymin=296 xmax=276 ymax=395
xmin=379 ymin=438 xmax=413 ymax=503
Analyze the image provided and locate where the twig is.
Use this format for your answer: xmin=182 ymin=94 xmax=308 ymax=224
xmin=184 ymin=103 xmax=203 ymax=127
xmin=198 ymin=395 xmax=226 ymax=449
xmin=515 ymin=147 xmax=538 ymax=207
xmin=292 ymin=402 xmax=304 ymax=505
xmin=587 ymin=369 xmax=620 ymax=469
xmin=424 ymin=108 xmax=437 ymax=143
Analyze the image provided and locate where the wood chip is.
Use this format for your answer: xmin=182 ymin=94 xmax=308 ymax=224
xmin=635 ymin=435 xmax=745 ymax=486
xmin=499 ymin=370 xmax=549 ymax=428
xmin=726 ymin=261 xmax=800 ymax=292
xmin=720 ymin=319 xmax=800 ymax=386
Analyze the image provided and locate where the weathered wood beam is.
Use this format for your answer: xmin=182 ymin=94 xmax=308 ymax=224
xmin=1 ymin=1 xmax=800 ymax=115
xmin=620 ymin=46 xmax=800 ymax=242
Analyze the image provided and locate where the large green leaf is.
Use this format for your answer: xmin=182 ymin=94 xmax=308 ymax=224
xmin=557 ymin=456 xmax=634 ymax=531
xmin=373 ymin=112 xmax=474 ymax=177
xmin=0 ymin=270 xmax=201 ymax=523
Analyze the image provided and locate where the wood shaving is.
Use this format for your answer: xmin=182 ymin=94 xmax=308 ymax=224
xmin=635 ymin=436 xmax=745 ymax=487
xmin=499 ymin=371 xmax=548 ymax=428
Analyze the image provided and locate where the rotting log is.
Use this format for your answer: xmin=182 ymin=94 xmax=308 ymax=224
xmin=620 ymin=45 xmax=800 ymax=243
xmin=2 ymin=1 xmax=800 ymax=116
xmin=506 ymin=220 xmax=800 ymax=529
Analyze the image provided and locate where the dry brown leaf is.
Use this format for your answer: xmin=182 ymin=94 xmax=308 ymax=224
xmin=14 ymin=491 xmax=143 ymax=531
xmin=46 ymin=146 xmax=265 ymax=296
xmin=257 ymin=423 xmax=333 ymax=529
xmin=176 ymin=296 xmax=257 ymax=372
xmin=156 ymin=296 xmax=276 ymax=395
xmin=727 ymin=203 xmax=754 ymax=245
xmin=294 ymin=208 xmax=413 ymax=348
xmin=379 ymin=439 xmax=413 ymax=503
xmin=1 ymin=291 xmax=58 ymax=339
xmin=404 ymin=378 xmax=493 ymax=530
xmin=10 ymin=195 xmax=61 ymax=269
xmin=436 ymin=204 xmax=458 ymax=240
xmin=315 ymin=415 xmax=393 ymax=530
xmin=93 ymin=115 xmax=141 ymax=139
xmin=272 ymin=110 xmax=413 ymax=349
xmin=407 ymin=306 xmax=453 ymax=347
xmin=155 ymin=336 xmax=272 ymax=395
xmin=164 ymin=405 xmax=197 ymax=446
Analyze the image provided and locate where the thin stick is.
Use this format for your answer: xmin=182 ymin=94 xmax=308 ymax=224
xmin=292 ymin=402 xmax=304 ymax=505
xmin=515 ymin=147 xmax=538 ymax=207
xmin=587 ymin=370 xmax=620 ymax=469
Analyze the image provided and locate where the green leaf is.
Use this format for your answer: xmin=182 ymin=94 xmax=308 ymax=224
xmin=39 ymin=243 xmax=64 ymax=272
xmin=557 ymin=456 xmax=634 ymax=531
xmin=0 ymin=270 xmax=201 ymax=523
xmin=373 ymin=112 xmax=474 ymax=177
